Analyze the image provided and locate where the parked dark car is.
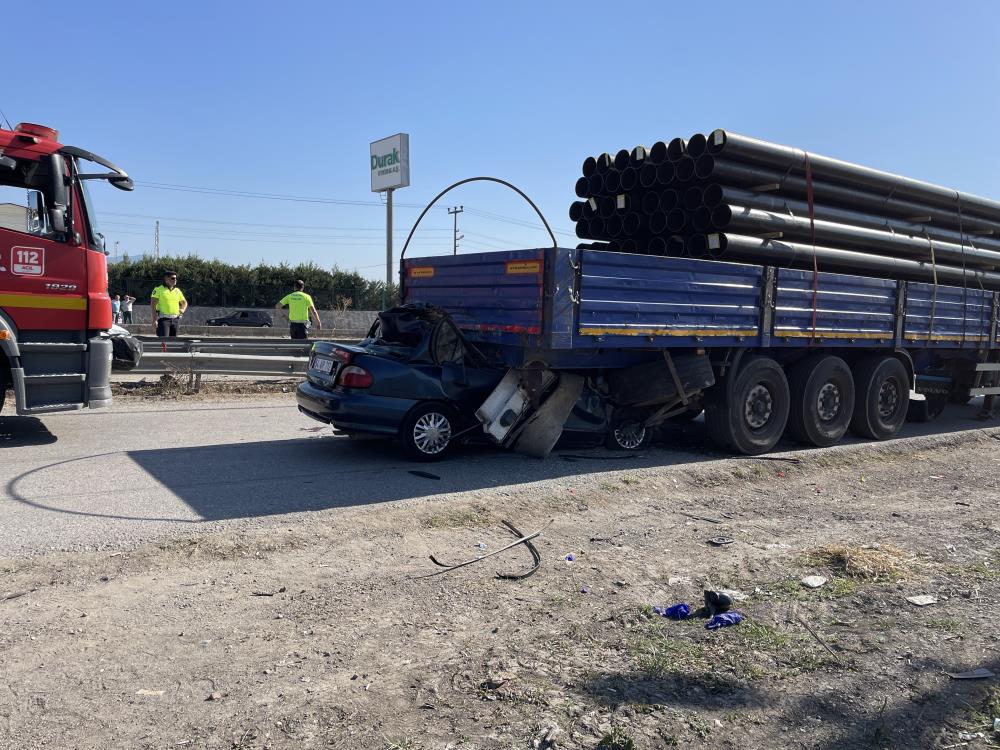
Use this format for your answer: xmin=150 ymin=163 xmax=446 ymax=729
xmin=206 ymin=310 xmax=273 ymax=328
xmin=296 ymin=305 xmax=612 ymax=461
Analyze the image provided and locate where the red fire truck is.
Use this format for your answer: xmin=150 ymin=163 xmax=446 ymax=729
xmin=0 ymin=122 xmax=132 ymax=415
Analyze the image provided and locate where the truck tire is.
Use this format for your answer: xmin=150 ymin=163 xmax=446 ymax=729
xmin=849 ymin=356 xmax=909 ymax=440
xmin=786 ymin=355 xmax=855 ymax=447
xmin=705 ymin=356 xmax=790 ymax=455
xmin=605 ymin=407 xmax=652 ymax=450
xmin=400 ymin=402 xmax=460 ymax=462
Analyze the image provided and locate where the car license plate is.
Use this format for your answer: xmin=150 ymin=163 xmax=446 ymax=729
xmin=312 ymin=356 xmax=334 ymax=374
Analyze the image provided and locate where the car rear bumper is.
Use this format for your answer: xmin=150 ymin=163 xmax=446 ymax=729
xmin=296 ymin=380 xmax=417 ymax=436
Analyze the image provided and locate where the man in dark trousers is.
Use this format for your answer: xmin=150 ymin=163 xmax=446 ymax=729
xmin=150 ymin=271 xmax=188 ymax=338
xmin=276 ymin=280 xmax=322 ymax=339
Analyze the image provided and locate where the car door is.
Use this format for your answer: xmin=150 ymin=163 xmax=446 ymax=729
xmin=432 ymin=319 xmax=503 ymax=414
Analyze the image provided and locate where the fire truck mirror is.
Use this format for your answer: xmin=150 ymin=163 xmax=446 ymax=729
xmin=0 ymin=155 xmax=15 ymax=171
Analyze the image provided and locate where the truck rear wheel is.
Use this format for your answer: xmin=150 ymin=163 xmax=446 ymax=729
xmin=786 ymin=355 xmax=855 ymax=447
xmin=705 ymin=356 xmax=789 ymax=455
xmin=849 ymin=356 xmax=909 ymax=440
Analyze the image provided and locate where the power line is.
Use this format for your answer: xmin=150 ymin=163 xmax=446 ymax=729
xmin=130 ymin=180 xmax=575 ymax=237
xmin=101 ymin=210 xmax=450 ymax=232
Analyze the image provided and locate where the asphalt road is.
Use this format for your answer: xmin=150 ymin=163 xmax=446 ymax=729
xmin=0 ymin=395 xmax=994 ymax=557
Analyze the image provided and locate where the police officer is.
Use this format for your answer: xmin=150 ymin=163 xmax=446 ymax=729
xmin=276 ymin=280 xmax=321 ymax=339
xmin=150 ymin=271 xmax=188 ymax=338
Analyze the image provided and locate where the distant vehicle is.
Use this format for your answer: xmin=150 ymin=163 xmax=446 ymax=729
xmin=205 ymin=310 xmax=273 ymax=328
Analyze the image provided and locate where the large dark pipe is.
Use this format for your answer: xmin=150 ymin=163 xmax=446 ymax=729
xmin=656 ymin=162 xmax=676 ymax=186
xmin=649 ymin=141 xmax=668 ymax=165
xmin=706 ymin=232 xmax=1000 ymax=291
xmin=695 ymin=155 xmax=1000 ymax=235
xmin=683 ymin=186 xmax=704 ymax=211
xmin=606 ymin=214 xmax=624 ymax=237
xmin=595 ymin=153 xmax=613 ymax=175
xmin=712 ymin=203 xmax=1000 ymax=270
xmin=649 ymin=211 xmax=668 ymax=234
xmin=623 ymin=212 xmax=642 ymax=236
xmin=630 ymin=146 xmax=648 ymax=168
xmin=620 ymin=167 xmax=639 ymax=192
xmin=604 ymin=169 xmax=621 ymax=194
xmin=588 ymin=173 xmax=604 ymax=197
xmin=582 ymin=156 xmax=597 ymax=178
xmin=667 ymin=235 xmax=686 ymax=256
xmin=667 ymin=208 xmax=687 ymax=232
xmin=641 ymin=191 xmax=661 ymax=215
xmin=614 ymin=149 xmax=631 ymax=171
xmin=686 ymin=235 xmax=708 ymax=258
xmin=569 ymin=201 xmax=585 ymax=222
xmin=639 ymin=163 xmax=658 ymax=189
xmin=575 ymin=177 xmax=589 ymax=199
xmin=575 ymin=219 xmax=590 ymax=239
xmin=598 ymin=197 xmax=616 ymax=218
xmin=691 ymin=206 xmax=713 ymax=232
xmin=666 ymin=137 xmax=687 ymax=163
xmin=675 ymin=157 xmax=696 ymax=183
xmin=589 ymin=216 xmax=606 ymax=237
xmin=702 ymin=184 xmax=1000 ymax=256
xmin=708 ymin=129 xmax=1000 ymax=225
xmin=621 ymin=238 xmax=639 ymax=253
xmin=659 ymin=189 xmax=680 ymax=212
xmin=648 ymin=236 xmax=668 ymax=256
xmin=686 ymin=133 xmax=708 ymax=159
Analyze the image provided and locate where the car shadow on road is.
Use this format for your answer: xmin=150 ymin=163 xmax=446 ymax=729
xmin=0 ymin=417 xmax=57 ymax=447
xmin=112 ymin=434 xmax=714 ymax=522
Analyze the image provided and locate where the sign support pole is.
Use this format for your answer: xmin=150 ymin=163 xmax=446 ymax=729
xmin=384 ymin=187 xmax=394 ymax=310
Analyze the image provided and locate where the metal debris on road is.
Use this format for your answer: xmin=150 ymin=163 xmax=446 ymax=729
xmin=679 ymin=511 xmax=724 ymax=524
xmin=496 ymin=520 xmax=541 ymax=581
xmin=945 ymin=667 xmax=996 ymax=680
xmin=408 ymin=470 xmax=441 ymax=480
xmin=707 ymin=536 xmax=735 ymax=546
xmin=416 ymin=520 xmax=553 ymax=580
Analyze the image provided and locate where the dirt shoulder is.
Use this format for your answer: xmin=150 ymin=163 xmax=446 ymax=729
xmin=2 ymin=430 xmax=999 ymax=749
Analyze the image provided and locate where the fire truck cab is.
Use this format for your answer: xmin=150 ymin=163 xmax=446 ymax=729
xmin=0 ymin=122 xmax=132 ymax=415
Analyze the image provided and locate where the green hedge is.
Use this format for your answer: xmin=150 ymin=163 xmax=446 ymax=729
xmin=109 ymin=255 xmax=397 ymax=310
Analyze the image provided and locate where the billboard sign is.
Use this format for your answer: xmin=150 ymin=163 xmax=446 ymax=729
xmin=370 ymin=133 xmax=410 ymax=192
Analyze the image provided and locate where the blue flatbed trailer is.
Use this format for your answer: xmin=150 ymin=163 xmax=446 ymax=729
xmin=401 ymin=247 xmax=999 ymax=454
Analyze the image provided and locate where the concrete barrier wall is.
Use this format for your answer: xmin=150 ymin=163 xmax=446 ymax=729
xmin=119 ymin=305 xmax=378 ymax=330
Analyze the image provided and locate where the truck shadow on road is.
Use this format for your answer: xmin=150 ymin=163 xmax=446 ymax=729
xmin=0 ymin=417 xmax=57 ymax=448
xmin=3 ymin=403 xmax=992 ymax=525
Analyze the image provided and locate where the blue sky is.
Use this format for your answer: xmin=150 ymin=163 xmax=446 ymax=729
xmin=5 ymin=1 xmax=1000 ymax=280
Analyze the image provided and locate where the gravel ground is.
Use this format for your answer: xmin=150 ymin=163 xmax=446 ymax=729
xmin=1 ymin=413 xmax=998 ymax=749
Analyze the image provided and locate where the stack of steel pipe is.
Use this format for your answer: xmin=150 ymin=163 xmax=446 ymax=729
xmin=570 ymin=129 xmax=1000 ymax=290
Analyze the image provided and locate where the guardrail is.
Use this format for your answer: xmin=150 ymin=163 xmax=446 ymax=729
xmin=134 ymin=350 xmax=307 ymax=377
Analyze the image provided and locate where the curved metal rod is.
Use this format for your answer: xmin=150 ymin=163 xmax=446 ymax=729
xmin=399 ymin=176 xmax=557 ymax=265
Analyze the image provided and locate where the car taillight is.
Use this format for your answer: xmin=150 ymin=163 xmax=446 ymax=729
xmin=329 ymin=347 xmax=353 ymax=365
xmin=338 ymin=365 xmax=373 ymax=388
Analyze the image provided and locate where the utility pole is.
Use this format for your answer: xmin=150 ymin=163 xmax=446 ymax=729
xmin=114 ymin=240 xmax=119 ymax=263
xmin=154 ymin=220 xmax=160 ymax=259
xmin=448 ymin=205 xmax=464 ymax=255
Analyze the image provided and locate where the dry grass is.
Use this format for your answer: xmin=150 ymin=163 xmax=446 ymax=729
xmin=806 ymin=543 xmax=908 ymax=580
